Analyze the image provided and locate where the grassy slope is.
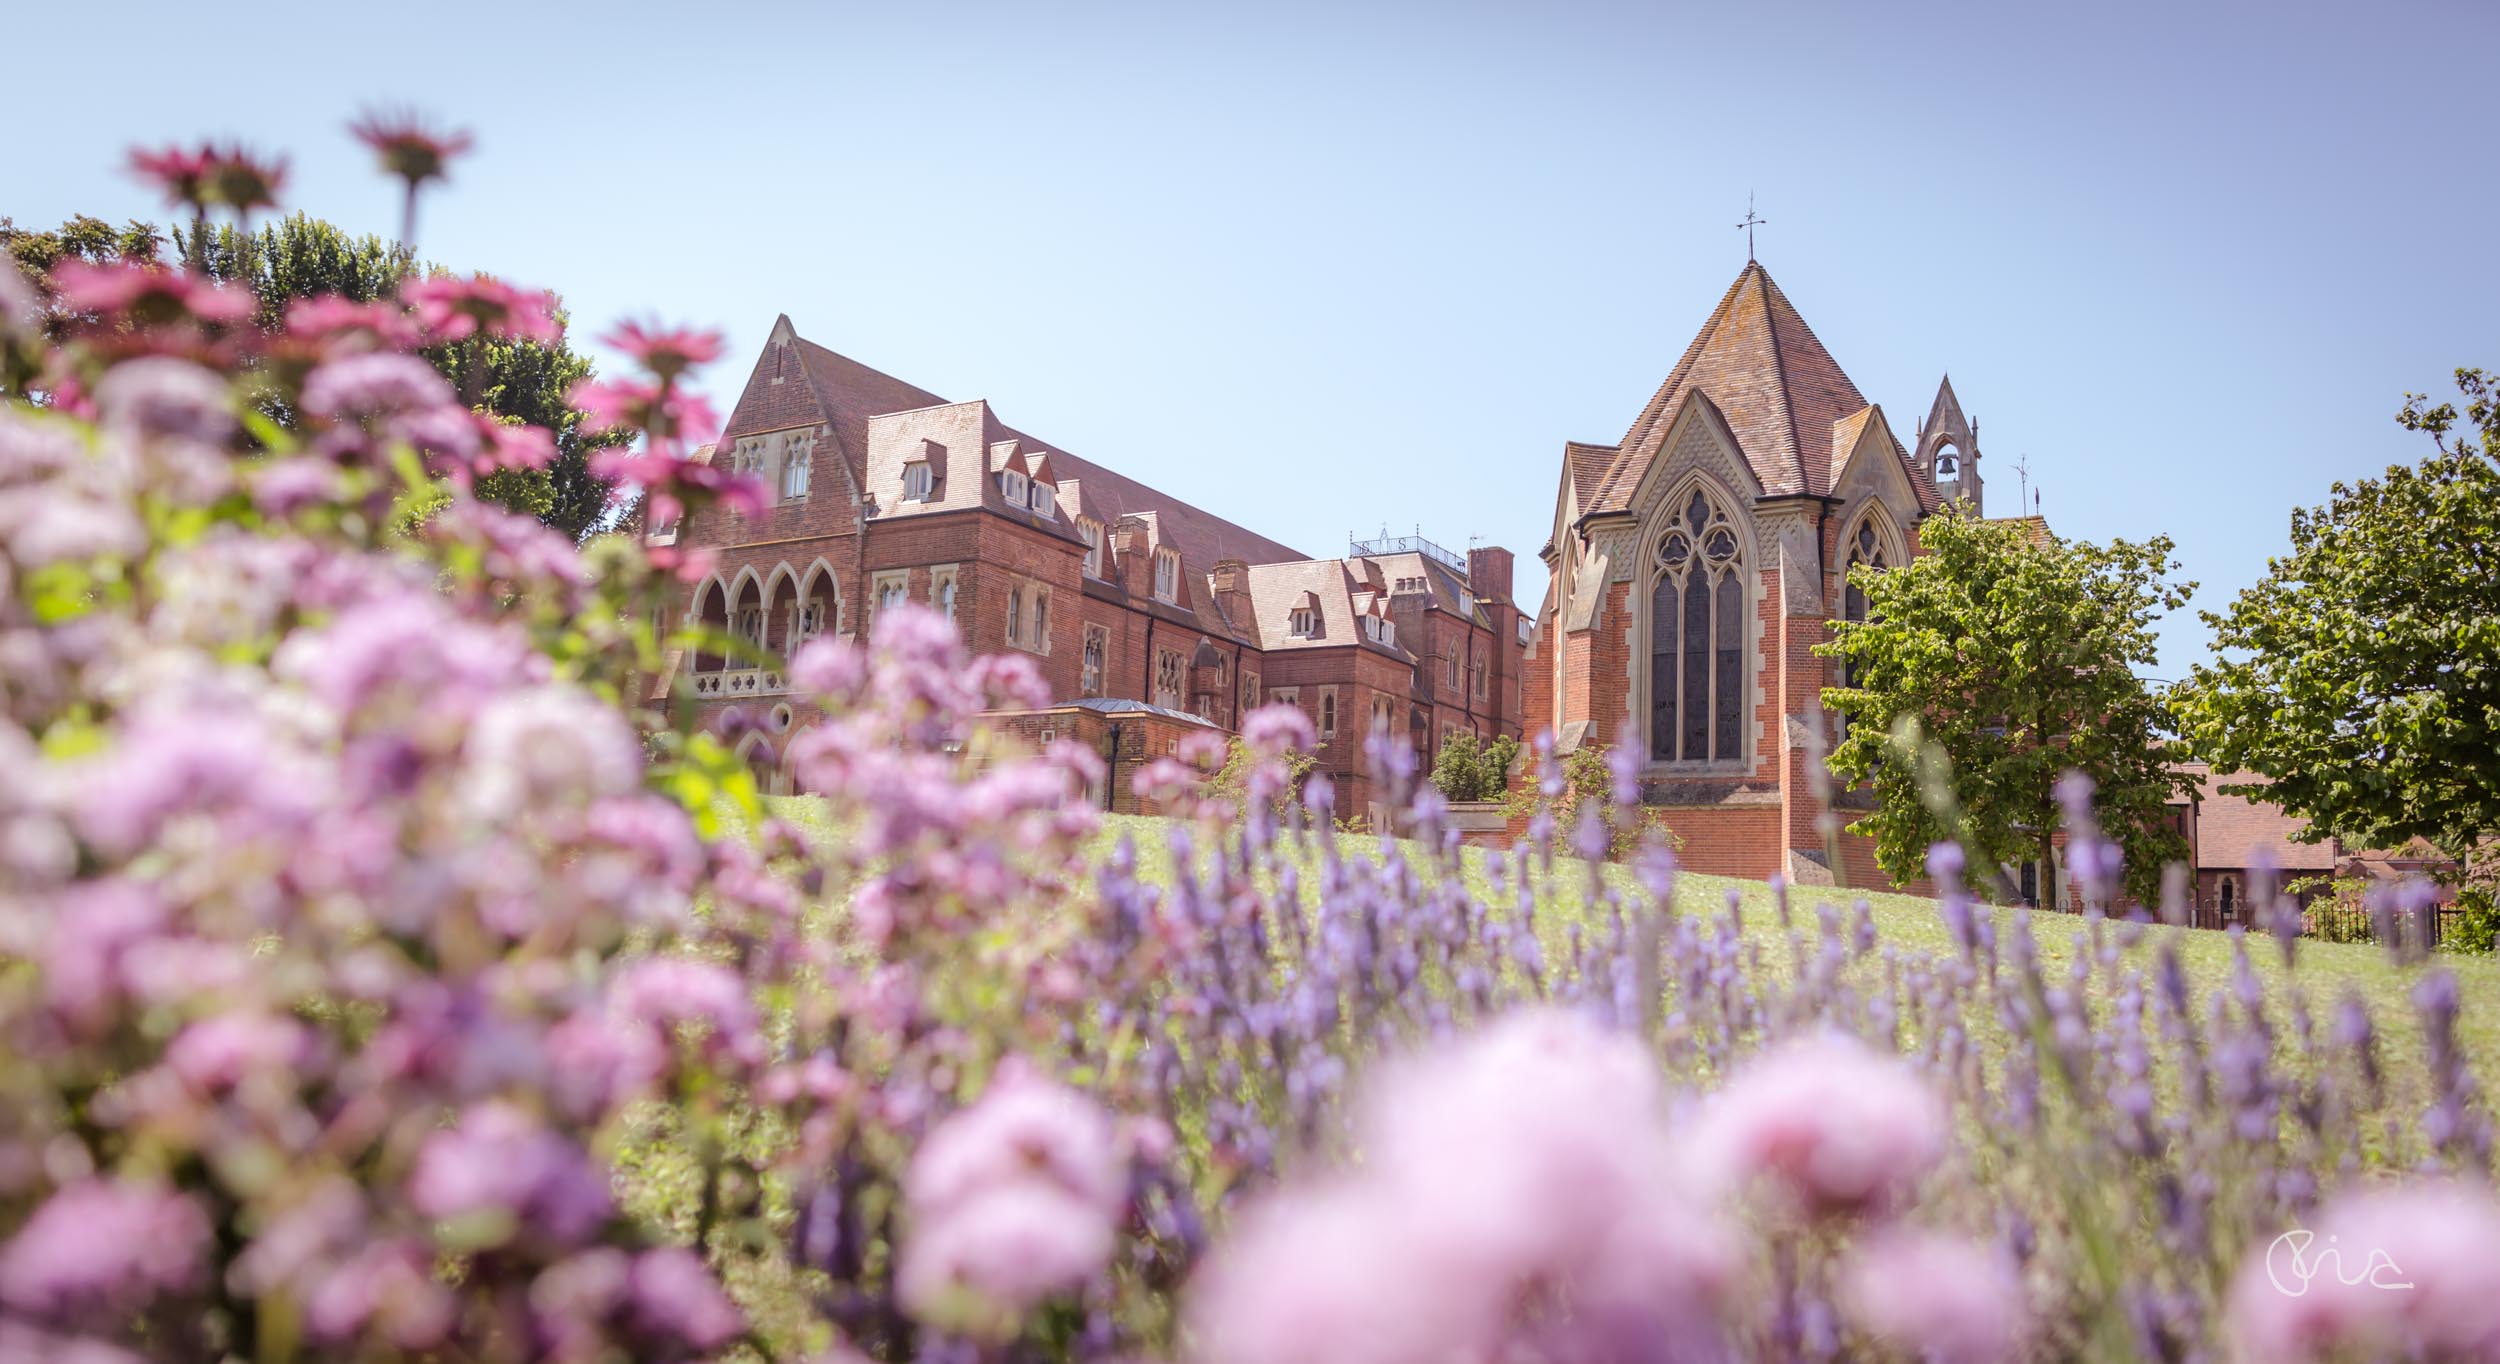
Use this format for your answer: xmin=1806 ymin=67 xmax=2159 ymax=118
xmin=699 ymin=800 xmax=2493 ymax=1353
xmin=769 ymin=801 xmax=2498 ymax=1081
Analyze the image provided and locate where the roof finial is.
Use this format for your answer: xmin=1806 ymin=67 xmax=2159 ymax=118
xmin=1737 ymin=192 xmax=1768 ymax=263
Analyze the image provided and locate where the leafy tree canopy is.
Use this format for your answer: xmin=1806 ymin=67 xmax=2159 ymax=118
xmin=1429 ymin=732 xmax=1520 ymax=803
xmin=2178 ymin=368 xmax=2500 ymax=860
xmin=1818 ymin=510 xmax=2195 ymax=902
xmin=1 ymin=212 xmax=622 ymax=538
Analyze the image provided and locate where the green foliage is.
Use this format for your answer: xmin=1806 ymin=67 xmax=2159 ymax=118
xmin=1817 ymin=509 xmax=2196 ymax=902
xmin=1205 ymin=736 xmax=1318 ymax=817
xmin=2445 ymin=889 xmax=2498 ymax=956
xmin=0 ymin=212 xmax=623 ymax=539
xmin=2178 ymin=368 xmax=2500 ymax=861
xmin=1 ymin=213 xmax=165 ymax=288
xmin=1503 ymin=742 xmax=1670 ymax=859
xmin=1429 ymin=731 xmax=1520 ymax=803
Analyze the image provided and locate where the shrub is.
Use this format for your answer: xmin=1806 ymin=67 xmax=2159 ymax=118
xmin=1428 ymin=730 xmax=1519 ymax=803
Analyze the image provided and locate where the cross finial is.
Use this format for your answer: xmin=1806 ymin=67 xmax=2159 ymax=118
xmin=1737 ymin=192 xmax=1768 ymax=262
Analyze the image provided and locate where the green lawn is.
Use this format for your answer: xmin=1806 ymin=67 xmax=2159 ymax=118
xmin=692 ymin=798 xmax=2493 ymax=1356
xmin=764 ymin=799 xmax=2499 ymax=1085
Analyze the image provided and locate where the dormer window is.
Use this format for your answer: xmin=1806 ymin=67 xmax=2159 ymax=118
xmin=1080 ymin=520 xmax=1104 ymax=577
xmin=1001 ymin=470 xmax=1028 ymax=505
xmin=1029 ymin=480 xmax=1055 ymax=518
xmin=903 ymin=461 xmax=935 ymax=502
xmin=1153 ymin=548 xmax=1180 ymax=604
xmin=1456 ymin=589 xmax=1474 ymax=615
xmin=1362 ymin=615 xmax=1394 ymax=646
xmin=1290 ymin=607 xmax=1319 ymax=638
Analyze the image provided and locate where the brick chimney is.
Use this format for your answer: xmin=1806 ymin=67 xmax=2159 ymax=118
xmin=1466 ymin=544 xmax=1514 ymax=602
xmin=1114 ymin=515 xmax=1152 ymax=597
xmin=1209 ymin=558 xmax=1249 ymax=625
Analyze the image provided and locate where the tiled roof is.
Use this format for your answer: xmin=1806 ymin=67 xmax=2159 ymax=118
xmin=1987 ymin=514 xmax=2055 ymax=548
xmin=1563 ymin=441 xmax=1615 ymax=503
xmin=1589 ymin=261 xmax=1878 ymax=511
xmin=781 ymin=326 xmax=1304 ymax=576
xmin=1240 ymin=559 xmax=1415 ymax=657
xmin=792 ymin=337 xmax=946 ymax=484
xmin=2190 ymin=769 xmax=2340 ymax=872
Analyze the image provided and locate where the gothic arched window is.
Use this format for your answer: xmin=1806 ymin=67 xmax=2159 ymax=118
xmin=781 ymin=435 xmax=813 ymax=500
xmin=1836 ymin=514 xmax=1891 ymax=740
xmin=1647 ymin=488 xmax=1747 ymax=763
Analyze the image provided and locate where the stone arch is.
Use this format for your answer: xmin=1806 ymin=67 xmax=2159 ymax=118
xmin=727 ymin=566 xmax=767 ymax=660
xmin=733 ymin=731 xmax=787 ymax=797
xmin=689 ymin=573 xmax=729 ymax=672
xmin=796 ymin=557 xmax=844 ymax=644
xmin=1636 ymin=473 xmax=1758 ymax=770
xmin=762 ymin=561 xmax=803 ymax=653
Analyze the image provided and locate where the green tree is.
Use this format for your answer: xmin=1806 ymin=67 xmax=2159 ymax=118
xmin=1817 ymin=510 xmax=2195 ymax=902
xmin=2178 ymin=368 xmax=2500 ymax=862
xmin=1 ymin=212 xmax=622 ymax=538
xmin=1429 ymin=732 xmax=1520 ymax=803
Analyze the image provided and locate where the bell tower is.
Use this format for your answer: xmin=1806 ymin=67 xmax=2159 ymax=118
xmin=1915 ymin=375 xmax=1983 ymax=514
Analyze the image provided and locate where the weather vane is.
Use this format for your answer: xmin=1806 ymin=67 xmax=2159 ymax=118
xmin=1737 ymin=193 xmax=1768 ymax=262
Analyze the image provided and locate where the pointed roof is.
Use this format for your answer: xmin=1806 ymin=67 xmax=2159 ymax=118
xmin=1924 ymin=374 xmax=1970 ymax=442
xmin=1587 ymin=262 xmax=1872 ymax=512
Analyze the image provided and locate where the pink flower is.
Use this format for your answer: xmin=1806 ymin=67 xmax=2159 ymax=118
xmin=1177 ymin=729 xmax=1229 ymax=770
xmin=602 ymin=319 xmax=725 ymax=382
xmin=570 ymin=376 xmax=662 ymax=436
xmin=300 ymin=352 xmax=457 ymax=422
xmin=1840 ymin=1227 xmax=2027 ymax=1364
xmin=1131 ymin=757 xmax=1201 ymax=808
xmin=129 ymin=141 xmax=287 ymax=214
xmin=2226 ymin=1179 xmax=2500 ymax=1361
xmin=1186 ymin=1182 xmax=1454 ymax=1364
xmin=608 ymin=957 xmax=759 ymax=1054
xmin=284 ymin=295 xmax=421 ymax=349
xmin=1241 ymin=701 xmax=1316 ymax=757
xmin=1194 ymin=1011 xmax=1736 ymax=1364
xmin=624 ymin=1248 xmax=745 ymax=1353
xmin=407 ymin=1104 xmax=613 ymax=1248
xmin=899 ymin=1069 xmax=1124 ymax=1336
xmin=897 ymin=1181 xmax=1117 ymax=1338
xmin=46 ymin=260 xmax=251 ymax=327
xmin=165 ymin=1012 xmax=312 ymax=1094
xmin=93 ymin=356 xmax=233 ymax=445
xmin=1688 ymin=1030 xmax=1950 ymax=1219
xmin=304 ymin=1239 xmax=455 ymax=1349
xmin=0 ymin=1178 xmax=211 ymax=1321
xmin=908 ymin=1068 xmax=1125 ymax=1222
xmin=788 ymin=636 xmax=869 ymax=704
xmin=970 ymin=650 xmax=1050 ymax=712
xmin=126 ymin=144 xmax=212 ymax=207
xmin=250 ymin=456 xmax=344 ymax=518
xmin=71 ymin=705 xmax=327 ymax=858
xmin=456 ymin=683 xmax=644 ymax=820
xmin=401 ymin=274 xmax=561 ymax=346
xmin=347 ymin=110 xmax=475 ymax=188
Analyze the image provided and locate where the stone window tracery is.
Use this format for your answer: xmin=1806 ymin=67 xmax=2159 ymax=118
xmin=1647 ymin=487 xmax=1747 ymax=764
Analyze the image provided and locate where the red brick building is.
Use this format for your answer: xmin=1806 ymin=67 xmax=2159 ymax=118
xmin=655 ymin=316 xmax=1527 ymax=821
xmin=1528 ymin=260 xmax=1990 ymax=887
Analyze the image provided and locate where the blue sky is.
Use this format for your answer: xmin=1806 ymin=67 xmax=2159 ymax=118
xmin=12 ymin=0 xmax=2493 ymax=673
